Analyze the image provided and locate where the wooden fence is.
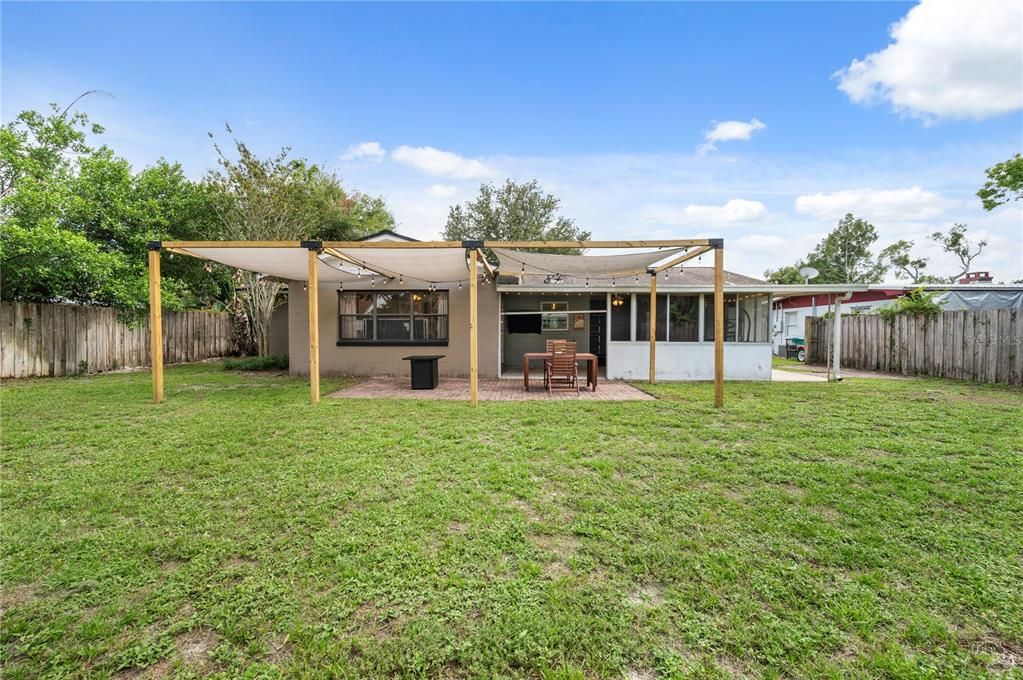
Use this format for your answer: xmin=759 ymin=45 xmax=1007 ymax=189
xmin=1 ymin=302 xmax=234 ymax=379
xmin=805 ymin=309 xmax=1023 ymax=386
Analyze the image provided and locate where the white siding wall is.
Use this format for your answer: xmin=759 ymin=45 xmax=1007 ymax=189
xmin=607 ymin=342 xmax=772 ymax=381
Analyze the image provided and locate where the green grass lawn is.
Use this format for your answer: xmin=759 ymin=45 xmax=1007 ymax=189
xmin=2 ymin=366 xmax=1022 ymax=679
xmin=771 ymin=356 xmax=804 ymax=370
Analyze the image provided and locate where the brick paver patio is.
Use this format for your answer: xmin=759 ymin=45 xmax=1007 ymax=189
xmin=327 ymin=376 xmax=655 ymax=401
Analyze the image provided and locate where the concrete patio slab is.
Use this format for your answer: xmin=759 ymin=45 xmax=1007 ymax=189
xmin=327 ymin=376 xmax=655 ymax=401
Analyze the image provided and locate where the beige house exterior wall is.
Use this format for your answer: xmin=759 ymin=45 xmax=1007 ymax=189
xmin=287 ymin=279 xmax=500 ymax=378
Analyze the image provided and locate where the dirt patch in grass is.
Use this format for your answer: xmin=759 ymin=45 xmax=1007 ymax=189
xmin=530 ymin=533 xmax=582 ymax=578
xmin=350 ymin=600 xmax=403 ymax=641
xmin=974 ymin=634 xmax=1023 ymax=672
xmin=509 ymin=498 xmax=542 ymax=522
xmin=224 ymin=556 xmax=259 ymax=569
xmin=0 ymin=582 xmax=39 ymax=611
xmin=175 ymin=627 xmax=220 ymax=669
xmin=626 ymin=584 xmax=665 ymax=608
xmin=624 ymin=668 xmax=656 ymax=680
xmin=266 ymin=632 xmax=292 ymax=664
xmin=721 ymin=488 xmax=745 ymax=503
xmin=449 ymin=521 xmax=468 ymax=535
xmin=777 ymin=482 xmax=806 ymax=499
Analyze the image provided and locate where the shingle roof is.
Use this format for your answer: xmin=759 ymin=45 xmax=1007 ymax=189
xmin=505 ymin=267 xmax=764 ymax=288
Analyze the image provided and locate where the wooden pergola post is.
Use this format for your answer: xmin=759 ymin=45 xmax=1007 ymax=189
xmin=713 ymin=242 xmax=725 ymax=408
xmin=649 ymin=272 xmax=657 ymax=384
xmin=306 ymin=242 xmax=320 ymax=405
xmin=148 ymin=243 xmax=164 ymax=403
xmin=468 ymin=248 xmax=479 ymax=407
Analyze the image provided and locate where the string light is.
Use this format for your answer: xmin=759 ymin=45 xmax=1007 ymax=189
xmin=612 ymin=277 xmax=616 ymax=287
xmin=585 ymin=277 xmax=589 ymax=287
xmin=338 ymin=282 xmax=343 ymax=293
xmin=370 ymin=277 xmax=375 ymax=287
xmin=399 ymin=274 xmax=403 ymax=286
xmin=458 ymin=281 xmax=462 ymax=290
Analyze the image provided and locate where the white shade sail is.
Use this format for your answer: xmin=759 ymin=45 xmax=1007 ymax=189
xmin=492 ymin=247 xmax=684 ymax=277
xmin=176 ymin=246 xmax=475 ymax=285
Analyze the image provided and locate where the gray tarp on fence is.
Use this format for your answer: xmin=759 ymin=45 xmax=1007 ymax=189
xmin=935 ymin=290 xmax=1023 ymax=311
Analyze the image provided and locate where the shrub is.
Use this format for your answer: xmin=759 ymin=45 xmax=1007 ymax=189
xmin=222 ymin=355 xmax=289 ymax=371
xmin=878 ymin=288 xmax=942 ymax=320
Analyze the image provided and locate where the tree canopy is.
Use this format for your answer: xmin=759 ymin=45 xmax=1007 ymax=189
xmin=763 ymin=265 xmax=805 ymax=284
xmin=977 ymin=153 xmax=1023 ymax=211
xmin=801 ymin=213 xmax=887 ymax=284
xmin=205 ymin=128 xmax=396 ymax=354
xmin=443 ymin=179 xmax=589 ymax=255
xmin=0 ymin=103 xmax=225 ymax=318
xmin=1 ymin=103 xmax=396 ymax=336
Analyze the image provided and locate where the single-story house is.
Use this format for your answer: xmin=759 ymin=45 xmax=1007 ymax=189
xmin=266 ymin=231 xmax=863 ymax=382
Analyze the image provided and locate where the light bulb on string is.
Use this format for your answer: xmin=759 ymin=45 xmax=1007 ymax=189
xmin=612 ymin=278 xmax=616 ymax=287
xmin=399 ymin=274 xmax=403 ymax=286
xmin=371 ymin=277 xmax=375 ymax=288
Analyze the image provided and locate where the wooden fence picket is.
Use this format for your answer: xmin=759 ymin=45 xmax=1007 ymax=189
xmin=0 ymin=302 xmax=235 ymax=379
xmin=803 ymin=309 xmax=1022 ymax=386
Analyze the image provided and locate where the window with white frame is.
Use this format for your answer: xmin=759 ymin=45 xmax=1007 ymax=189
xmin=612 ymin=292 xmax=771 ymax=342
xmin=784 ymin=311 xmax=799 ymax=339
xmin=540 ymin=301 xmax=569 ymax=332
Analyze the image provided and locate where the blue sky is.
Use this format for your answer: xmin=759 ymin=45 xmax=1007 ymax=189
xmin=3 ymin=1 xmax=1022 ymax=280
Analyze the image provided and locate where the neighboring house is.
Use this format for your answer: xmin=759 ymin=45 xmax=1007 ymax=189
xmin=772 ymin=279 xmax=1023 ymax=355
xmin=273 ymin=231 xmax=865 ymax=381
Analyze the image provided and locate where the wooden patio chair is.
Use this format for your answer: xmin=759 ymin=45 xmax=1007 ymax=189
xmin=544 ymin=340 xmax=578 ymax=393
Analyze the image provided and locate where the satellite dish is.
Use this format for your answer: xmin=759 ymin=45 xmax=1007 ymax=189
xmin=799 ymin=266 xmax=820 ymax=283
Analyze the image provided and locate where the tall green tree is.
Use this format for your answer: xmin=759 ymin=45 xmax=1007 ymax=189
xmin=1 ymin=102 xmax=224 ymax=317
xmin=930 ymin=223 xmax=987 ymax=282
xmin=977 ymin=153 xmax=1023 ymax=211
xmin=763 ymin=265 xmax=805 ymax=284
xmin=443 ymin=179 xmax=590 ymax=256
xmin=879 ymin=240 xmax=930 ymax=283
xmin=206 ymin=128 xmax=395 ymax=355
xmin=803 ymin=213 xmax=887 ymax=284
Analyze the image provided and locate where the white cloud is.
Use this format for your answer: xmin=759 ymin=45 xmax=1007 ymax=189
xmin=794 ymin=187 xmax=959 ymax=222
xmin=699 ymin=118 xmax=766 ymax=153
xmin=645 ymin=198 xmax=771 ymax=226
xmin=340 ymin=141 xmax=386 ymax=161
xmin=834 ymin=0 xmax=1023 ymax=121
xmin=424 ymin=184 xmax=458 ymax=198
xmin=391 ymin=145 xmax=496 ymax=178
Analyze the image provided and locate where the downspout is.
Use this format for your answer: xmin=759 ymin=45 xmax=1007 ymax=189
xmin=832 ymin=291 xmax=853 ymax=382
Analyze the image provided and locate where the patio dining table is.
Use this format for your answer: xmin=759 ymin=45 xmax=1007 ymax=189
xmin=522 ymin=352 xmax=598 ymax=392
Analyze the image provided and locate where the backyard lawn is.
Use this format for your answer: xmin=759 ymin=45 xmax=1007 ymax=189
xmin=2 ymin=365 xmax=1021 ymax=679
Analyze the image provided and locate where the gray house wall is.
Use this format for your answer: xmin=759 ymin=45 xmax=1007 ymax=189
xmin=287 ymin=279 xmax=500 ymax=378
xmin=501 ymin=293 xmax=597 ymax=370
xmin=268 ymin=303 xmax=289 ymax=358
